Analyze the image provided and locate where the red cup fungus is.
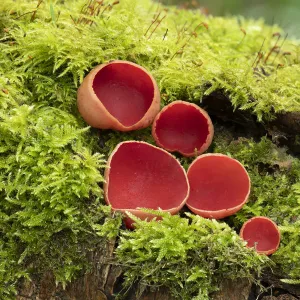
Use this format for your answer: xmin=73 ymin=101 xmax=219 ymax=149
xmin=186 ymin=153 xmax=250 ymax=219
xmin=104 ymin=141 xmax=190 ymax=228
xmin=77 ymin=60 xmax=160 ymax=131
xmin=240 ymin=216 xmax=281 ymax=255
xmin=152 ymin=100 xmax=214 ymax=157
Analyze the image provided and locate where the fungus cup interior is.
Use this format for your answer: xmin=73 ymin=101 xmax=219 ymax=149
xmin=92 ymin=62 xmax=155 ymax=127
xmin=153 ymin=101 xmax=213 ymax=156
xmin=240 ymin=217 xmax=280 ymax=254
xmin=106 ymin=142 xmax=189 ymax=214
xmin=187 ymin=154 xmax=250 ymax=217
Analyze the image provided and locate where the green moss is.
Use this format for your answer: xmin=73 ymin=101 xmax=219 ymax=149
xmin=0 ymin=53 xmax=121 ymax=295
xmin=0 ymin=104 xmax=121 ymax=294
xmin=0 ymin=0 xmax=300 ymax=298
xmin=214 ymin=136 xmax=300 ymax=280
xmin=115 ymin=136 xmax=300 ymax=299
xmin=117 ymin=211 xmax=270 ymax=300
xmin=1 ymin=0 xmax=300 ymax=120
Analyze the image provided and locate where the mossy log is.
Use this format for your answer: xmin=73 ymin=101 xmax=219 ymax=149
xmin=17 ymin=250 xmax=300 ymax=300
xmin=17 ymin=240 xmax=253 ymax=300
xmin=202 ymin=91 xmax=300 ymax=154
xmin=1 ymin=0 xmax=300 ymax=299
xmin=14 ymin=101 xmax=300 ymax=299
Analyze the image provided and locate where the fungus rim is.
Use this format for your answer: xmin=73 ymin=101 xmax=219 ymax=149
xmin=152 ymin=100 xmax=214 ymax=157
xmin=104 ymin=140 xmax=190 ymax=219
xmin=240 ymin=216 xmax=281 ymax=255
xmin=77 ymin=60 xmax=161 ymax=131
xmin=186 ymin=153 xmax=251 ymax=219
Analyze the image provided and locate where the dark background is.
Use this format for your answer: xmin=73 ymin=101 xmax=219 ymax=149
xmin=162 ymin=0 xmax=300 ymax=38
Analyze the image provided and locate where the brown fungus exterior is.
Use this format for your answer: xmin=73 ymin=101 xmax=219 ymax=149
xmin=77 ymin=60 xmax=160 ymax=131
xmin=104 ymin=141 xmax=190 ymax=228
xmin=186 ymin=153 xmax=250 ymax=219
xmin=152 ymin=101 xmax=214 ymax=157
xmin=240 ymin=216 xmax=281 ymax=255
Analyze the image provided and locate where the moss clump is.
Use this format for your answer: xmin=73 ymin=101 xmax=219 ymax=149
xmin=0 ymin=104 xmax=121 ymax=294
xmin=0 ymin=52 xmax=121 ymax=296
xmin=117 ymin=211 xmax=269 ymax=300
xmin=0 ymin=0 xmax=300 ymax=298
xmin=214 ymin=136 xmax=300 ymax=280
xmin=1 ymin=0 xmax=300 ymax=120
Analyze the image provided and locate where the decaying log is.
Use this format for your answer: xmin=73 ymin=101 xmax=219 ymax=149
xmin=17 ymin=239 xmax=118 ymax=300
xmin=17 ymin=91 xmax=300 ymax=300
xmin=211 ymin=278 xmax=252 ymax=300
xmin=202 ymin=91 xmax=300 ymax=154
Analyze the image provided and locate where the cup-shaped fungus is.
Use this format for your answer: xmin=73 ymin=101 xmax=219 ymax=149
xmin=152 ymin=101 xmax=214 ymax=157
xmin=240 ymin=216 xmax=280 ymax=255
xmin=104 ymin=141 xmax=190 ymax=228
xmin=186 ymin=153 xmax=250 ymax=219
xmin=77 ymin=60 xmax=160 ymax=131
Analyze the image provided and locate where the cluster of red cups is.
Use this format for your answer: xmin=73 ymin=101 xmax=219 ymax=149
xmin=77 ymin=60 xmax=280 ymax=255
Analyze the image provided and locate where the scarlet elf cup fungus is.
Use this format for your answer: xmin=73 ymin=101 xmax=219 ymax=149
xmin=152 ymin=101 xmax=214 ymax=157
xmin=104 ymin=141 xmax=190 ymax=228
xmin=186 ymin=153 xmax=250 ymax=219
xmin=77 ymin=60 xmax=160 ymax=131
xmin=240 ymin=216 xmax=281 ymax=255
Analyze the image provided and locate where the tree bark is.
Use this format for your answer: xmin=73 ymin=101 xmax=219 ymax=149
xmin=211 ymin=278 xmax=252 ymax=300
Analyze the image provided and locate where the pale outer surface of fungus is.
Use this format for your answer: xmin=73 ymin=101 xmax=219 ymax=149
xmin=77 ymin=60 xmax=161 ymax=131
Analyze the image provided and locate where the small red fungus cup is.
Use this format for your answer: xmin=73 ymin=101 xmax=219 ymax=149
xmin=152 ymin=101 xmax=214 ymax=157
xmin=77 ymin=60 xmax=160 ymax=131
xmin=240 ymin=216 xmax=281 ymax=255
xmin=186 ymin=153 xmax=250 ymax=219
xmin=104 ymin=141 xmax=190 ymax=228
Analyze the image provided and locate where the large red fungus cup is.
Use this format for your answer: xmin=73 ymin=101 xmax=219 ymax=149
xmin=240 ymin=217 xmax=281 ymax=255
xmin=104 ymin=141 xmax=190 ymax=228
xmin=77 ymin=60 xmax=160 ymax=131
xmin=152 ymin=101 xmax=214 ymax=157
xmin=186 ymin=153 xmax=250 ymax=219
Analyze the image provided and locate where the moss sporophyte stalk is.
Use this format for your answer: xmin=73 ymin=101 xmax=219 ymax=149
xmin=0 ymin=0 xmax=299 ymax=299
